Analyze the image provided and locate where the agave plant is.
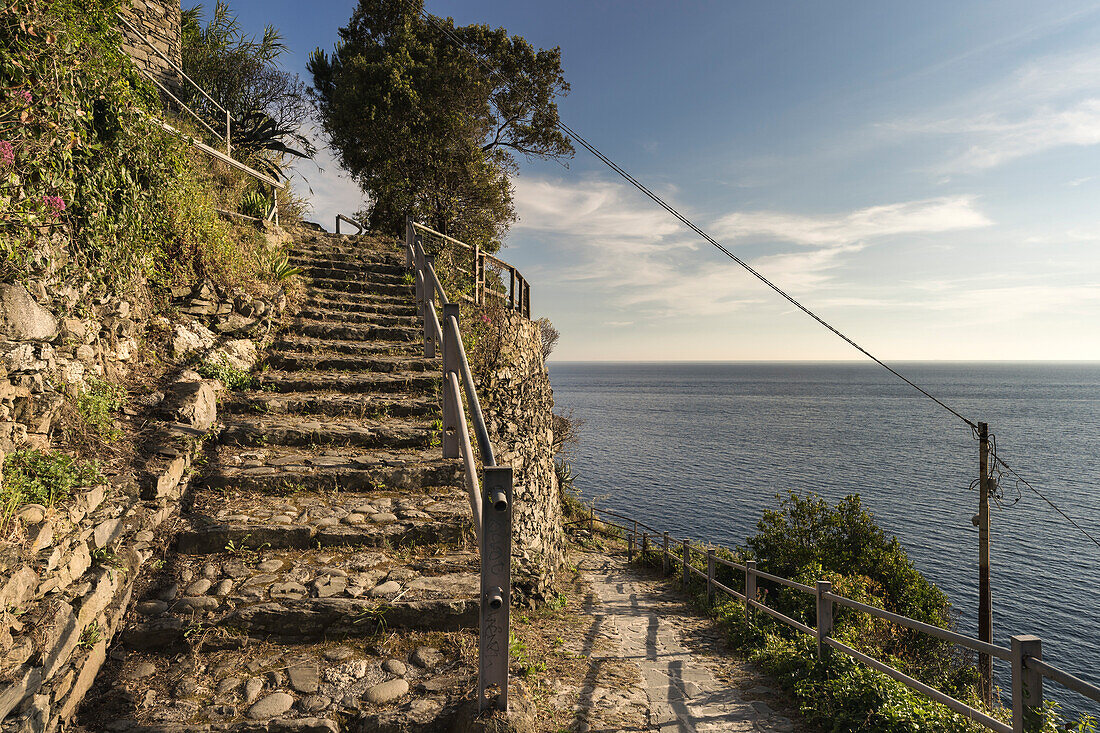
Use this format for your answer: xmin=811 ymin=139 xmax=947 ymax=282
xmin=231 ymin=110 xmax=314 ymax=180
xmin=268 ymin=253 xmax=302 ymax=282
xmin=240 ymin=190 xmax=272 ymax=219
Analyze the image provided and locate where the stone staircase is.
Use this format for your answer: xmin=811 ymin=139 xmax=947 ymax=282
xmin=77 ymin=230 xmax=482 ymax=732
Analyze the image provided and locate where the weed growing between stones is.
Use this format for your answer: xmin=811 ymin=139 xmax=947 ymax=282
xmin=1 ymin=449 xmax=103 ymax=534
xmin=196 ymin=357 xmax=258 ymax=391
xmin=76 ymin=377 xmax=127 ymax=441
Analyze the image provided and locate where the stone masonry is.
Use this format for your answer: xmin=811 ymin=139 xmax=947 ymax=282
xmin=118 ymin=0 xmax=182 ymax=93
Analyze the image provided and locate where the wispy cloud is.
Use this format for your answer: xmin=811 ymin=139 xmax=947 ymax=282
xmin=289 ymin=123 xmax=363 ymax=231
xmin=892 ymin=47 xmax=1100 ymax=172
xmin=713 ymin=196 xmax=990 ymax=246
xmin=513 ymin=177 xmax=992 ymax=317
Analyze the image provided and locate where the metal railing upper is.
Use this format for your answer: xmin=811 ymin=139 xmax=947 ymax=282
xmin=410 ymin=221 xmax=531 ymax=319
xmin=338 ymin=214 xmax=512 ymax=712
xmin=580 ymin=503 xmax=1100 ymax=733
xmin=116 ymin=11 xmax=285 ymax=222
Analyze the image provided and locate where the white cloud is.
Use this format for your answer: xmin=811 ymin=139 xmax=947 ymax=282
xmin=289 ymin=123 xmax=363 ymax=231
xmin=713 ymin=196 xmax=990 ymax=246
xmin=892 ymin=47 xmax=1100 ymax=171
xmin=512 ymin=177 xmax=991 ymax=317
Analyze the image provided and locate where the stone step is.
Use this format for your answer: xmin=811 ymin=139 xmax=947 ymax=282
xmin=82 ymin=635 xmax=468 ymax=731
xmin=265 ymin=351 xmax=436 ymax=374
xmin=268 ymin=336 xmax=421 ymax=357
xmin=289 ymin=254 xmax=407 ymax=273
xmin=286 ymin=320 xmax=419 ymax=343
xmin=307 ymin=277 xmax=412 ymax=297
xmin=290 ymin=243 xmax=402 ymax=262
xmin=298 ymin=264 xmax=409 ymax=282
xmin=294 ymin=309 xmax=419 ymax=328
xmin=222 ymin=392 xmax=438 ymax=420
xmin=202 ymin=446 xmax=460 ymax=493
xmin=177 ymin=490 xmax=471 ymax=554
xmin=298 ymin=295 xmax=418 ymax=317
xmin=219 ymin=415 xmax=437 ymax=450
xmin=255 ymin=370 xmax=437 ymax=395
xmin=304 ymin=289 xmax=413 ymax=307
xmin=120 ymin=547 xmax=479 ymax=648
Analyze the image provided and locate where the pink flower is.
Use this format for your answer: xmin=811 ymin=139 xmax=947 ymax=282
xmin=481 ymin=314 xmax=491 ymax=324
xmin=17 ymin=90 xmax=31 ymax=105
xmin=0 ymin=141 xmax=12 ymax=167
xmin=42 ymin=195 xmax=65 ymax=220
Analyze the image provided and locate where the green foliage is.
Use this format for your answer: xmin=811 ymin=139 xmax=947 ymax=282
xmin=240 ymin=189 xmax=271 ymax=219
xmin=267 ymin=252 xmax=301 ymax=282
xmin=309 ymin=0 xmax=573 ymax=243
xmin=77 ymin=377 xmax=126 ymax=441
xmin=196 ymin=357 xmax=257 ymax=390
xmin=2 ymin=449 xmax=103 ymax=531
xmin=0 ymin=0 xmax=270 ymax=292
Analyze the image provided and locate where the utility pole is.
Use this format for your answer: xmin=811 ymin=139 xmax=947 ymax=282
xmin=978 ymin=421 xmax=993 ymax=706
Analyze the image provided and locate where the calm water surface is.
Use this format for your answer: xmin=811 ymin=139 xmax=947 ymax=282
xmin=550 ymin=362 xmax=1100 ymax=712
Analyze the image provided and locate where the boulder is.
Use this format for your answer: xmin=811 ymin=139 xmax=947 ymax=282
xmin=0 ymin=284 xmax=57 ymax=341
xmin=170 ymin=321 xmax=216 ymax=359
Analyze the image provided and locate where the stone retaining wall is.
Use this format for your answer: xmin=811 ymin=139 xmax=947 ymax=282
xmin=0 ymin=377 xmax=214 ymax=732
xmin=118 ymin=0 xmax=182 ymax=93
xmin=476 ymin=311 xmax=565 ymax=604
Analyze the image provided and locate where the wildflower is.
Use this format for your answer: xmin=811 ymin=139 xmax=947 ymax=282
xmin=481 ymin=313 xmax=491 ymax=324
xmin=42 ymin=195 xmax=65 ymax=220
xmin=0 ymin=140 xmax=12 ymax=167
xmin=17 ymin=90 xmax=31 ymax=105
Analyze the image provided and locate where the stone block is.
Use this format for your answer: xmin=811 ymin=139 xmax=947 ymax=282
xmin=0 ymin=284 xmax=58 ymax=341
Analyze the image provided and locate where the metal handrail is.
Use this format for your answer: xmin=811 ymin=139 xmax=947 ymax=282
xmin=335 ymin=214 xmax=364 ymax=235
xmin=578 ymin=501 xmax=1100 ymax=730
xmin=410 ymin=221 xmax=531 ymax=318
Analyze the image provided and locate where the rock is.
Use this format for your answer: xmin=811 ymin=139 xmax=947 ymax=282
xmin=322 ymin=659 xmax=369 ymax=686
xmin=322 ymin=647 xmax=352 ymax=662
xmin=247 ymin=692 xmax=294 ymax=720
xmin=186 ymin=578 xmax=212 ymax=596
xmin=205 ymin=339 xmax=257 ymax=370
xmin=60 ymin=317 xmax=87 ymax=343
xmin=75 ymin=344 xmax=96 ymax=363
xmin=369 ymin=512 xmax=398 ymax=524
xmin=410 ymin=646 xmax=443 ymax=669
xmin=212 ymin=579 xmax=234 ymax=596
xmin=257 ymin=559 xmax=283 ymax=573
xmin=172 ymin=596 xmax=218 ymax=612
xmin=271 ymin=582 xmax=307 ymax=600
xmin=381 ymin=659 xmax=407 ymax=677
xmin=300 ymin=694 xmax=331 ymax=713
xmin=15 ymin=503 xmax=46 ymax=525
xmin=135 ymin=600 xmax=168 ymax=616
xmin=158 ymin=584 xmax=178 ymax=602
xmin=170 ymin=322 xmax=216 ymax=358
xmin=127 ymin=662 xmax=157 ymax=680
xmin=288 ymin=663 xmax=319 ymax=694
xmin=217 ymin=677 xmax=241 ymax=695
xmin=0 ymin=284 xmax=57 ymax=340
xmin=312 ymin=576 xmax=346 ymax=598
xmin=166 ymin=380 xmax=218 ymax=432
xmin=243 ymin=677 xmax=264 ymax=705
xmin=364 ymin=679 xmax=409 ymax=705
xmin=344 ymin=513 xmax=367 ymax=524
xmin=176 ymin=678 xmax=203 ymax=696
xmin=369 ymin=580 xmax=401 ymax=597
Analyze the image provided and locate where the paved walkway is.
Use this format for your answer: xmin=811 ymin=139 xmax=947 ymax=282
xmin=579 ymin=553 xmax=801 ymax=733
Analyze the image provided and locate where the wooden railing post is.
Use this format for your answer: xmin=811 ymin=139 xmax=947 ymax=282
xmin=681 ymin=540 xmax=689 ymax=590
xmin=707 ymin=549 xmax=716 ymax=606
xmin=745 ymin=560 xmax=757 ymax=622
xmin=1011 ymin=635 xmax=1043 ymax=733
xmin=441 ymin=304 xmax=459 ymax=459
xmin=816 ymin=580 xmax=833 ymax=660
xmin=225 ymin=109 xmax=231 ymax=156
xmin=509 ymin=267 xmax=516 ymax=311
xmin=405 ymin=217 xmax=413 ymax=267
xmin=472 ymin=244 xmax=480 ymax=305
xmin=662 ymin=532 xmax=670 ymax=574
xmin=642 ymin=531 xmax=649 ymax=556
xmin=628 ymin=520 xmax=637 ymax=561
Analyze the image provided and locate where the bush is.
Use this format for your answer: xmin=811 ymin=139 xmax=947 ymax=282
xmin=0 ymin=0 xmax=273 ymax=293
xmin=76 ymin=377 xmax=127 ymax=441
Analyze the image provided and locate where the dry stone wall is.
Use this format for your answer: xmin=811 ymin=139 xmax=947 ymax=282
xmin=117 ymin=0 xmax=182 ymax=93
xmin=476 ymin=311 xmax=565 ymax=604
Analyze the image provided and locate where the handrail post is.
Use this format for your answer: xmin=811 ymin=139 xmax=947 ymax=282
xmin=662 ymin=532 xmax=670 ymax=574
xmin=472 ymin=244 xmax=480 ymax=304
xmin=479 ymin=466 xmax=512 ymax=713
xmin=509 ymin=267 xmax=516 ymax=311
xmin=642 ymin=531 xmax=649 ymax=557
xmin=706 ymin=549 xmax=716 ymax=606
xmin=816 ymin=580 xmax=833 ymax=660
xmin=442 ymin=304 xmax=460 ymax=459
xmin=681 ymin=540 xmax=689 ymax=590
xmin=424 ymin=254 xmax=438 ymax=359
xmin=225 ymin=109 xmax=231 ymax=156
xmin=745 ymin=560 xmax=757 ymax=622
xmin=628 ymin=520 xmax=636 ymax=561
xmin=1011 ymin=635 xmax=1043 ymax=733
xmin=406 ymin=217 xmax=413 ymax=267
xmin=477 ymin=252 xmax=485 ymax=306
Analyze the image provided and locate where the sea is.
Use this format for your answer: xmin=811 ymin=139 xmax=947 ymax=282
xmin=549 ymin=361 xmax=1100 ymax=714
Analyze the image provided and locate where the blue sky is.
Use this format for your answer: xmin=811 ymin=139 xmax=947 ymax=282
xmin=222 ymin=0 xmax=1100 ymax=361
